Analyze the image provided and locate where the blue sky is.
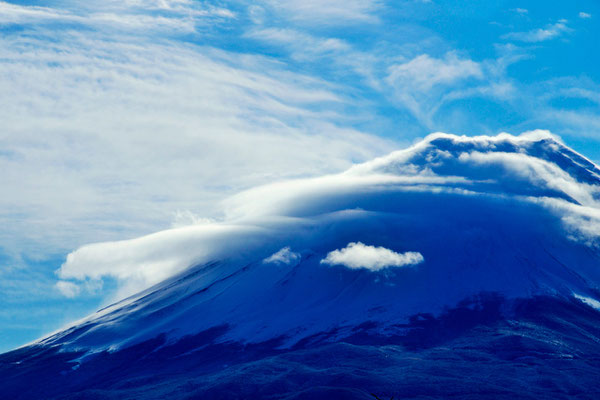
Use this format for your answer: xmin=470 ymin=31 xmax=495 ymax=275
xmin=0 ymin=0 xmax=599 ymax=352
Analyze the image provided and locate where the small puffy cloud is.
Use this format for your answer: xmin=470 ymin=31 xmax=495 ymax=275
xmin=263 ymin=247 xmax=301 ymax=265
xmin=512 ymin=8 xmax=528 ymax=15
xmin=320 ymin=242 xmax=424 ymax=271
xmin=55 ymin=280 xmax=81 ymax=298
xmin=0 ymin=0 xmax=233 ymax=33
xmin=503 ymin=20 xmax=571 ymax=42
xmin=579 ymin=12 xmax=592 ymax=19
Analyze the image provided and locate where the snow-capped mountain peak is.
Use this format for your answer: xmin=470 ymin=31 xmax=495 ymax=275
xmin=4 ymin=132 xmax=600 ymax=399
xmin=35 ymin=132 xmax=600 ymax=353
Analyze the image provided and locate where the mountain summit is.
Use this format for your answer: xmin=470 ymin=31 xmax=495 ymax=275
xmin=3 ymin=132 xmax=600 ymax=399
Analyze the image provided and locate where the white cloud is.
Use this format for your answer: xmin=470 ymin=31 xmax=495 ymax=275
xmin=387 ymin=52 xmax=483 ymax=91
xmin=263 ymin=247 xmax=301 ymax=265
xmin=223 ymin=130 xmax=590 ymax=220
xmin=537 ymin=78 xmax=600 ymax=108
xmin=320 ymin=242 xmax=424 ymax=271
xmin=0 ymin=10 xmax=394 ymax=260
xmin=512 ymin=8 xmax=528 ymax=15
xmin=536 ymin=198 xmax=600 ymax=246
xmin=579 ymin=12 xmax=592 ymax=19
xmin=0 ymin=0 xmax=234 ymax=33
xmin=386 ymin=52 xmax=483 ymax=126
xmin=503 ymin=20 xmax=571 ymax=42
xmin=532 ymin=109 xmax=600 ymax=140
xmin=171 ymin=210 xmax=215 ymax=228
xmin=243 ymin=27 xmax=381 ymax=88
xmin=261 ymin=0 xmax=381 ymax=25
xmin=245 ymin=28 xmax=352 ymax=56
xmin=55 ymin=281 xmax=81 ymax=298
xmin=458 ymin=150 xmax=600 ymax=207
xmin=56 ymin=224 xmax=266 ymax=297
xmin=0 ymin=1 xmax=70 ymax=22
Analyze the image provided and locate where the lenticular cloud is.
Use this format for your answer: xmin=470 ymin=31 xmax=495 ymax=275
xmin=55 ymin=131 xmax=600 ymax=298
xmin=320 ymin=242 xmax=424 ymax=271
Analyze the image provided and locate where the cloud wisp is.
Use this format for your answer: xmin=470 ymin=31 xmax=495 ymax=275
xmin=0 ymin=0 xmax=234 ymax=33
xmin=55 ymin=281 xmax=81 ymax=298
xmin=385 ymin=52 xmax=488 ymax=127
xmin=260 ymin=0 xmax=382 ymax=25
xmin=320 ymin=242 xmax=424 ymax=271
xmin=503 ymin=20 xmax=571 ymax=43
xmin=387 ymin=53 xmax=483 ymax=92
xmin=263 ymin=247 xmax=301 ymax=266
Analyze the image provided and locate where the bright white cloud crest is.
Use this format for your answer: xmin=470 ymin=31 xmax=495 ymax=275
xmin=320 ymin=242 xmax=424 ymax=271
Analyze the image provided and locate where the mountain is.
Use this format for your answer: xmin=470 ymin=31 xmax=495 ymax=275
xmin=2 ymin=132 xmax=600 ymax=399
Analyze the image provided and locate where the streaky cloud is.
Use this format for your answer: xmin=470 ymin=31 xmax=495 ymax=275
xmin=502 ymin=20 xmax=571 ymax=43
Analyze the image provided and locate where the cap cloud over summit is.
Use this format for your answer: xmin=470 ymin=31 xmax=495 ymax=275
xmin=56 ymin=131 xmax=600 ymax=301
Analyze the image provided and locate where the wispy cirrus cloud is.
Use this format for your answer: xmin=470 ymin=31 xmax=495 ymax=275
xmin=245 ymin=28 xmax=352 ymax=57
xmin=55 ymin=281 xmax=81 ymax=298
xmin=387 ymin=52 xmax=483 ymax=91
xmin=503 ymin=19 xmax=571 ymax=42
xmin=0 ymin=1 xmax=395 ymax=262
xmin=259 ymin=0 xmax=382 ymax=25
xmin=0 ymin=0 xmax=233 ymax=33
xmin=385 ymin=52 xmax=485 ymax=126
xmin=511 ymin=8 xmax=528 ymax=15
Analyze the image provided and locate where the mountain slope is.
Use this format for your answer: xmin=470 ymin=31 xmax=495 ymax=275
xmin=2 ymin=132 xmax=600 ymax=399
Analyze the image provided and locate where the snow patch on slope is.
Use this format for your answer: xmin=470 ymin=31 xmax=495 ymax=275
xmin=574 ymin=294 xmax=600 ymax=310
